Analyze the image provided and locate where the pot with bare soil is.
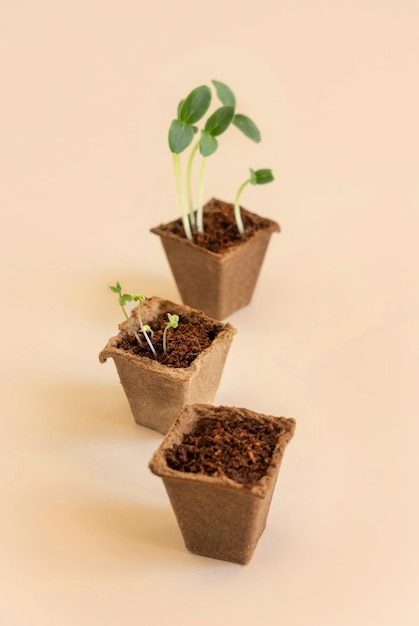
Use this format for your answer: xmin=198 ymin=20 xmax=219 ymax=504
xmin=149 ymin=404 xmax=296 ymax=564
xmin=151 ymin=80 xmax=279 ymax=320
xmin=99 ymin=288 xmax=236 ymax=434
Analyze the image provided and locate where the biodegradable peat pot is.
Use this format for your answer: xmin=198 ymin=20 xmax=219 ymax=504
xmin=151 ymin=198 xmax=280 ymax=320
xmin=99 ymin=298 xmax=236 ymax=434
xmin=149 ymin=404 xmax=296 ymax=564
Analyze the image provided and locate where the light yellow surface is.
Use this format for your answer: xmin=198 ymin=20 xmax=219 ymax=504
xmin=1 ymin=1 xmax=418 ymax=625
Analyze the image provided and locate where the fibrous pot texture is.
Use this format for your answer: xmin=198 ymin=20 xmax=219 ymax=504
xmin=149 ymin=404 xmax=296 ymax=564
xmin=151 ymin=199 xmax=280 ymax=320
xmin=99 ymin=298 xmax=236 ymax=434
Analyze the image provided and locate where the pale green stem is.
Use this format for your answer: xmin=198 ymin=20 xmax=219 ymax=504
xmin=186 ymin=140 xmax=200 ymax=226
xmin=137 ymin=301 xmax=157 ymax=357
xmin=234 ymin=178 xmax=250 ymax=235
xmin=120 ymin=303 xmax=143 ymax=345
xmin=142 ymin=328 xmax=156 ymax=357
xmin=196 ymin=157 xmax=208 ymax=233
xmin=173 ymin=153 xmax=193 ymax=241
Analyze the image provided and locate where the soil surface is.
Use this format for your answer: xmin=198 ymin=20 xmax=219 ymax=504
xmin=157 ymin=198 xmax=276 ymax=254
xmin=165 ymin=415 xmax=282 ymax=486
xmin=116 ymin=310 xmax=221 ymax=368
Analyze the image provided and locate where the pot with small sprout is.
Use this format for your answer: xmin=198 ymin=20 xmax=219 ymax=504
xmin=99 ymin=283 xmax=236 ymax=434
xmin=151 ymin=80 xmax=280 ymax=320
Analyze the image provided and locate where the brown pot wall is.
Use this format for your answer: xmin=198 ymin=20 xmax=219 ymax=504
xmin=149 ymin=404 xmax=296 ymax=564
xmin=99 ymin=299 xmax=236 ymax=434
xmin=151 ymin=202 xmax=279 ymax=319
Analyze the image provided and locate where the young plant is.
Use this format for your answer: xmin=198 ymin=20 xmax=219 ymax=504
xmin=194 ymin=80 xmax=262 ymax=233
xmin=162 ymin=313 xmax=179 ymax=355
xmin=109 ymin=282 xmax=156 ymax=357
xmin=168 ymin=80 xmax=262 ymax=239
xmin=234 ymin=169 xmax=274 ymax=235
xmin=169 ymin=85 xmax=212 ymax=240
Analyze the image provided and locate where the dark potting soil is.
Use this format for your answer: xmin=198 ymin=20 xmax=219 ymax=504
xmin=165 ymin=415 xmax=282 ymax=486
xmin=160 ymin=198 xmax=275 ymax=254
xmin=116 ymin=311 xmax=221 ymax=368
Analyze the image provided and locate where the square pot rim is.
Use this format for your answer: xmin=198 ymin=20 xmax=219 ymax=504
xmin=99 ymin=297 xmax=237 ymax=380
xmin=150 ymin=199 xmax=280 ymax=260
xmin=149 ymin=403 xmax=296 ymax=498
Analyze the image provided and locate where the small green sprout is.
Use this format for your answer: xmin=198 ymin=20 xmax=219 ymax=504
xmin=163 ymin=313 xmax=179 ymax=355
xmin=234 ymin=168 xmax=274 ymax=235
xmin=109 ymin=282 xmax=156 ymax=357
xmin=168 ymin=80 xmax=261 ymax=240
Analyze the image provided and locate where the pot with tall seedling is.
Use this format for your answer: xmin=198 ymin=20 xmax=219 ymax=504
xmin=151 ymin=80 xmax=280 ymax=320
xmin=99 ymin=283 xmax=236 ymax=434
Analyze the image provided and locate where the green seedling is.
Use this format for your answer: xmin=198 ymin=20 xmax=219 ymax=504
xmin=169 ymin=85 xmax=211 ymax=240
xmin=168 ymin=80 xmax=261 ymax=239
xmin=109 ymin=282 xmax=156 ymax=357
xmin=162 ymin=313 xmax=179 ymax=355
xmin=234 ymin=169 xmax=274 ymax=234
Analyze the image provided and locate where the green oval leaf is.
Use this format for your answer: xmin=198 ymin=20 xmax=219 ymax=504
xmin=204 ymin=106 xmax=235 ymax=137
xmin=178 ymin=85 xmax=212 ymax=124
xmin=119 ymin=294 xmax=133 ymax=306
xmin=212 ymin=79 xmax=236 ymax=108
xmin=233 ymin=114 xmax=261 ymax=143
xmin=199 ymin=130 xmax=218 ymax=157
xmin=250 ymin=168 xmax=274 ymax=185
xmin=167 ymin=313 xmax=179 ymax=328
xmin=177 ymin=99 xmax=184 ymax=118
xmin=168 ymin=119 xmax=194 ymax=154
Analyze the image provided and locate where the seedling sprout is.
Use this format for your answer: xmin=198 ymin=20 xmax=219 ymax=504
xmin=234 ymin=169 xmax=274 ymax=234
xmin=109 ymin=282 xmax=156 ymax=357
xmin=168 ymin=80 xmax=261 ymax=240
xmin=163 ymin=313 xmax=179 ymax=355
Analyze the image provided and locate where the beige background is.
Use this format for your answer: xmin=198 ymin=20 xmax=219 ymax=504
xmin=1 ymin=1 xmax=418 ymax=624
